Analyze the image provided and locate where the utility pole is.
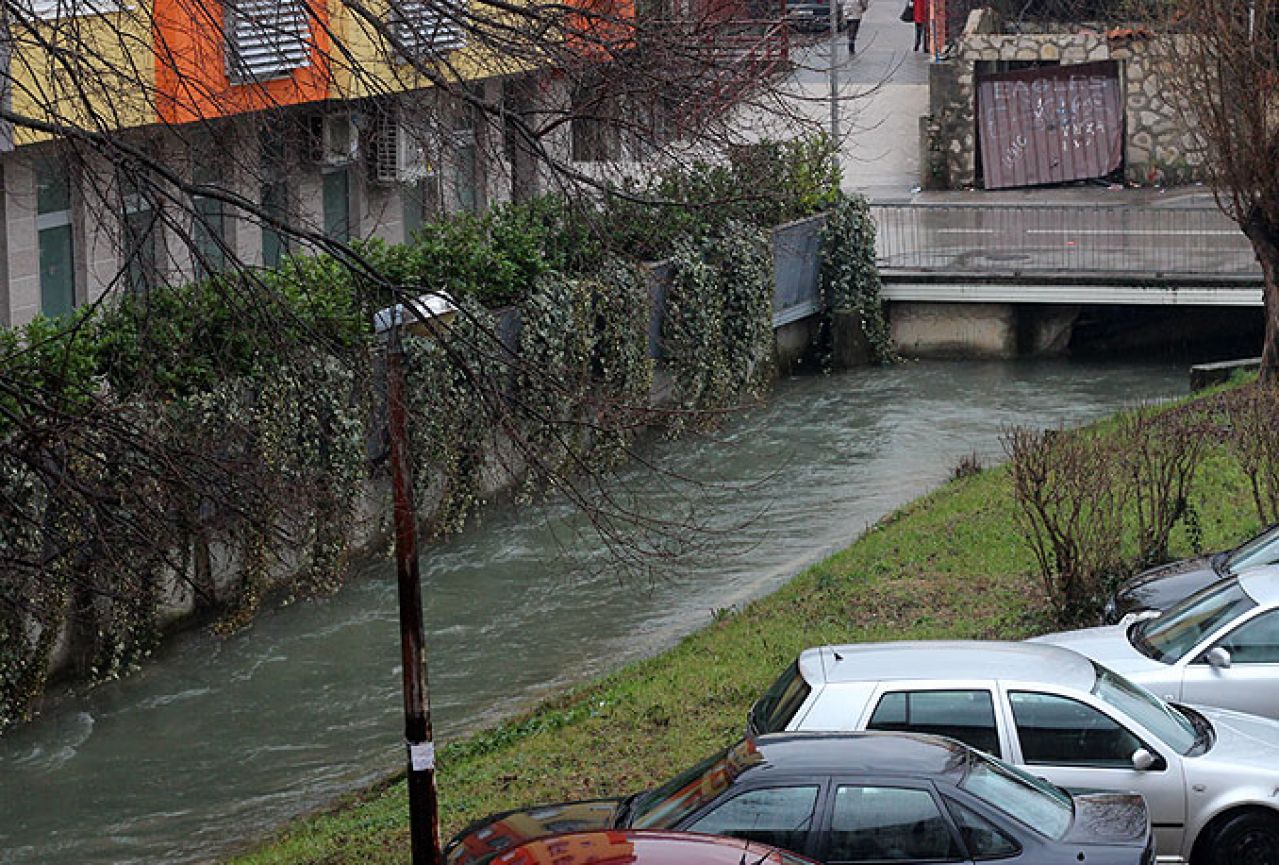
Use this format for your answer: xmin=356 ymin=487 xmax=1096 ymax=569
xmin=385 ymin=316 xmax=443 ymax=865
xmin=829 ymin=0 xmax=840 ymax=143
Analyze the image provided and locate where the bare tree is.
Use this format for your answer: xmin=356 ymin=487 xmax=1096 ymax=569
xmin=0 ymin=0 xmax=849 ymax=732
xmin=1149 ymin=0 xmax=1279 ymax=379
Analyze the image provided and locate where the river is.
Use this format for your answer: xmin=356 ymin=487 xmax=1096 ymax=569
xmin=0 ymin=359 xmax=1186 ymax=864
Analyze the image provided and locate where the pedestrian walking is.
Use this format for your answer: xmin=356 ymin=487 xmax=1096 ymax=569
xmin=847 ymin=0 xmax=869 ymax=53
xmin=913 ymin=0 xmax=929 ymax=51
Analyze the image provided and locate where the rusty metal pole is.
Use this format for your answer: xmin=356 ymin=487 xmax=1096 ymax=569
xmin=385 ymin=323 xmax=443 ymax=865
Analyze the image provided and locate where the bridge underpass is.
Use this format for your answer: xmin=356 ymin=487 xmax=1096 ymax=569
xmin=869 ymin=201 xmax=1265 ymax=357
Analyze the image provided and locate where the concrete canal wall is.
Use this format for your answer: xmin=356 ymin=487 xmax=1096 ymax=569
xmin=37 ymin=214 xmax=863 ymax=686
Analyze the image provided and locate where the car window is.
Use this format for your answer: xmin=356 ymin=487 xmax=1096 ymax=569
xmin=826 ymin=786 xmax=961 ymax=864
xmin=1009 ymin=691 xmax=1149 ymax=768
xmin=1132 ymin=578 xmax=1256 ymax=663
xmin=630 ymin=740 xmax=765 ymax=829
xmin=1090 ymin=664 xmax=1197 ymax=755
xmin=945 ymin=798 xmax=1021 ymax=860
xmin=752 ymin=661 xmax=813 ymax=734
xmin=867 ymin=690 xmax=1001 ymax=757
xmin=1226 ymin=524 xmax=1279 ymax=572
xmin=957 ymin=750 xmax=1072 ymax=840
xmin=687 ymin=785 xmax=819 ymax=853
xmin=1217 ymin=610 xmax=1279 ymax=663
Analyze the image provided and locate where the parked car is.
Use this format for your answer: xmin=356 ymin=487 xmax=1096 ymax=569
xmin=1035 ymin=565 xmax=1279 ymax=721
xmin=749 ymin=640 xmax=1279 ymax=864
xmin=446 ymin=732 xmax=1154 ymax=865
xmin=489 ymin=830 xmax=820 ymax=865
xmin=1103 ymin=523 xmax=1279 ymax=623
xmin=785 ymin=0 xmax=846 ymax=33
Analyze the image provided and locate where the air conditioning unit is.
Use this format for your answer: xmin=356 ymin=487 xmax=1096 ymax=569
xmin=370 ymin=110 xmax=432 ymax=184
xmin=310 ymin=114 xmax=360 ymax=165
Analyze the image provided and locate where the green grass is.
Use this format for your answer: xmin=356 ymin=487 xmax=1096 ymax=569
xmin=229 ymin=396 xmax=1262 ymax=864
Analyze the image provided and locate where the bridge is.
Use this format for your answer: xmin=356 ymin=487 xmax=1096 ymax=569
xmin=871 ymin=201 xmax=1264 ymax=307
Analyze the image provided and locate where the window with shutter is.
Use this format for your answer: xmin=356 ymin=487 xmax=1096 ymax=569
xmin=388 ymin=0 xmax=468 ymax=61
xmin=17 ymin=0 xmax=123 ymax=20
xmin=225 ymin=0 xmax=312 ymax=83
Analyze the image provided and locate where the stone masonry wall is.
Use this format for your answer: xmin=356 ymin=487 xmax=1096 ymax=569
xmin=924 ymin=9 xmax=1205 ymax=189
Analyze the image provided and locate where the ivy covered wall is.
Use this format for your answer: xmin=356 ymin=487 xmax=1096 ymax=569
xmin=0 ymin=141 xmax=889 ymax=731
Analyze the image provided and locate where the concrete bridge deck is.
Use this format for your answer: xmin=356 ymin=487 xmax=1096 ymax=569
xmin=872 ymin=197 xmax=1264 ymax=307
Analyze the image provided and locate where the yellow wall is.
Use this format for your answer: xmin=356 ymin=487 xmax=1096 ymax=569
xmin=7 ymin=6 xmax=158 ymax=146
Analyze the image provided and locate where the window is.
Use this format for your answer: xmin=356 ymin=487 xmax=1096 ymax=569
xmin=260 ymin=126 xmax=289 ymax=268
xmin=388 ymin=0 xmax=467 ymax=59
xmin=1216 ymin=610 xmax=1279 ymax=663
xmin=1226 ymin=525 xmax=1279 ymax=573
xmin=956 ymin=751 xmax=1071 ymax=840
xmin=402 ymin=177 xmax=440 ymax=237
xmin=687 ymin=785 xmax=819 ymax=853
xmin=1090 ymin=664 xmax=1196 ymax=755
xmin=191 ymin=162 xmax=227 ymax=279
xmin=226 ymin=0 xmax=311 ymax=83
xmin=322 ymin=168 xmax=350 ymax=242
xmin=945 ymin=799 xmax=1020 ymax=860
xmin=867 ymin=690 xmax=1000 ymax=756
xmin=1009 ymin=692 xmax=1145 ymax=768
xmin=630 ymin=740 xmax=766 ymax=829
xmin=448 ymin=129 xmax=478 ymax=213
xmin=36 ymin=160 xmax=75 ymax=317
xmin=120 ymin=174 xmax=160 ymax=293
xmin=18 ymin=0 xmax=124 ymax=20
xmin=826 ymin=786 xmax=960 ymax=863
xmin=1131 ymin=577 xmax=1256 ymax=663
xmin=750 ymin=661 xmax=812 ymax=735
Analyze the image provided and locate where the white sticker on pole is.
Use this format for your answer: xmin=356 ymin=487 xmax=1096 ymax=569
xmin=409 ymin=742 xmax=436 ymax=771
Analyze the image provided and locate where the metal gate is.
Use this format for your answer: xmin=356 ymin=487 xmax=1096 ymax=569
xmin=977 ymin=60 xmax=1123 ymax=190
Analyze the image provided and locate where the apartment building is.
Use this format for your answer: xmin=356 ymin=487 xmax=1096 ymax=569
xmin=0 ymin=0 xmax=628 ymax=326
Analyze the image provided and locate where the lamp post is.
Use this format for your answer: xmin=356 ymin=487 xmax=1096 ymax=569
xmin=829 ymin=0 xmax=841 ymax=142
xmin=375 ymin=291 xmax=457 ymax=865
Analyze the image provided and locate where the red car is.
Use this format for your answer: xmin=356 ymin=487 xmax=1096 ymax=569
xmin=490 ymin=830 xmax=818 ymax=865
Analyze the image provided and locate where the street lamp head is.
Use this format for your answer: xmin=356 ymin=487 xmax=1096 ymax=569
xmin=374 ymin=291 xmax=459 ymax=339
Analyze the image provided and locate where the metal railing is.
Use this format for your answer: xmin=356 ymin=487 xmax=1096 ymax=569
xmin=870 ymin=202 xmax=1262 ymax=278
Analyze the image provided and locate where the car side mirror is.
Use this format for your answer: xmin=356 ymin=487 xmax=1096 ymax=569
xmin=1131 ymin=748 xmax=1156 ymax=772
xmin=1205 ymin=647 xmax=1233 ymax=669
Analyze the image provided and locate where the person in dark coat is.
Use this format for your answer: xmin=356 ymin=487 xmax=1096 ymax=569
xmin=913 ymin=0 xmax=929 ymax=51
xmin=847 ymin=0 xmax=869 ymax=53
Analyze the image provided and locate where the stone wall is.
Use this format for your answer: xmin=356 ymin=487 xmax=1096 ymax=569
xmin=923 ymin=9 xmax=1205 ymax=189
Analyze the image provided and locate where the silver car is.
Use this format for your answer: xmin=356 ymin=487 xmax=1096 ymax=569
xmin=749 ymin=640 xmax=1279 ymax=864
xmin=1035 ymin=565 xmax=1279 ymax=721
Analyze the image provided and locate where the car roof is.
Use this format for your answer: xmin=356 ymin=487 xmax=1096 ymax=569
xmin=749 ymin=731 xmax=971 ymax=781
xmin=492 ymin=831 xmax=819 ymax=865
xmin=1237 ymin=564 xmax=1279 ymax=606
xmin=797 ymin=641 xmax=1097 ymax=692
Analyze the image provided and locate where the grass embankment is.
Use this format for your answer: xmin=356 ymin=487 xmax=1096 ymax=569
xmin=232 ymin=391 xmax=1262 ymax=865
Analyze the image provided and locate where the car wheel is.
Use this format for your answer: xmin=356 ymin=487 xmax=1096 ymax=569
xmin=1209 ymin=812 xmax=1279 ymax=865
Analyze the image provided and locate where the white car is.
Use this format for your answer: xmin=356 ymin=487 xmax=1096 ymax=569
xmin=1035 ymin=565 xmax=1279 ymax=721
xmin=749 ymin=640 xmax=1279 ymax=864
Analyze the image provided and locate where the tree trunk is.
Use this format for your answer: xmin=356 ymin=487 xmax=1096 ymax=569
xmin=1242 ymin=214 xmax=1279 ymax=383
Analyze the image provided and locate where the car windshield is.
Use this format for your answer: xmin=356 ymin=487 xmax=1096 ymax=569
xmin=1092 ymin=663 xmax=1200 ymax=755
xmin=628 ymin=740 xmax=765 ymax=829
xmin=1226 ymin=524 xmax=1279 ymax=573
xmin=1130 ymin=578 xmax=1256 ymax=663
xmin=958 ymin=750 xmax=1073 ymax=840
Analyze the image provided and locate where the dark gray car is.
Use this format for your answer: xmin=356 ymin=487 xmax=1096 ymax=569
xmin=446 ymin=732 xmax=1154 ymax=865
xmin=1103 ymin=523 xmax=1279 ymax=623
xmin=785 ymin=0 xmax=846 ymax=33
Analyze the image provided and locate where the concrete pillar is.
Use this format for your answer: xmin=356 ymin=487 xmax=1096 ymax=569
xmin=889 ymin=301 xmax=1018 ymax=358
xmin=79 ymin=150 xmax=122 ymax=304
xmin=5 ymin=154 xmax=42 ymax=326
xmin=226 ymin=118 xmax=265 ymax=268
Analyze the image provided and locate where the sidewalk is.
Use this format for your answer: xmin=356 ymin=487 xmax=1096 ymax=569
xmin=776 ymin=16 xmax=1220 ymax=210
